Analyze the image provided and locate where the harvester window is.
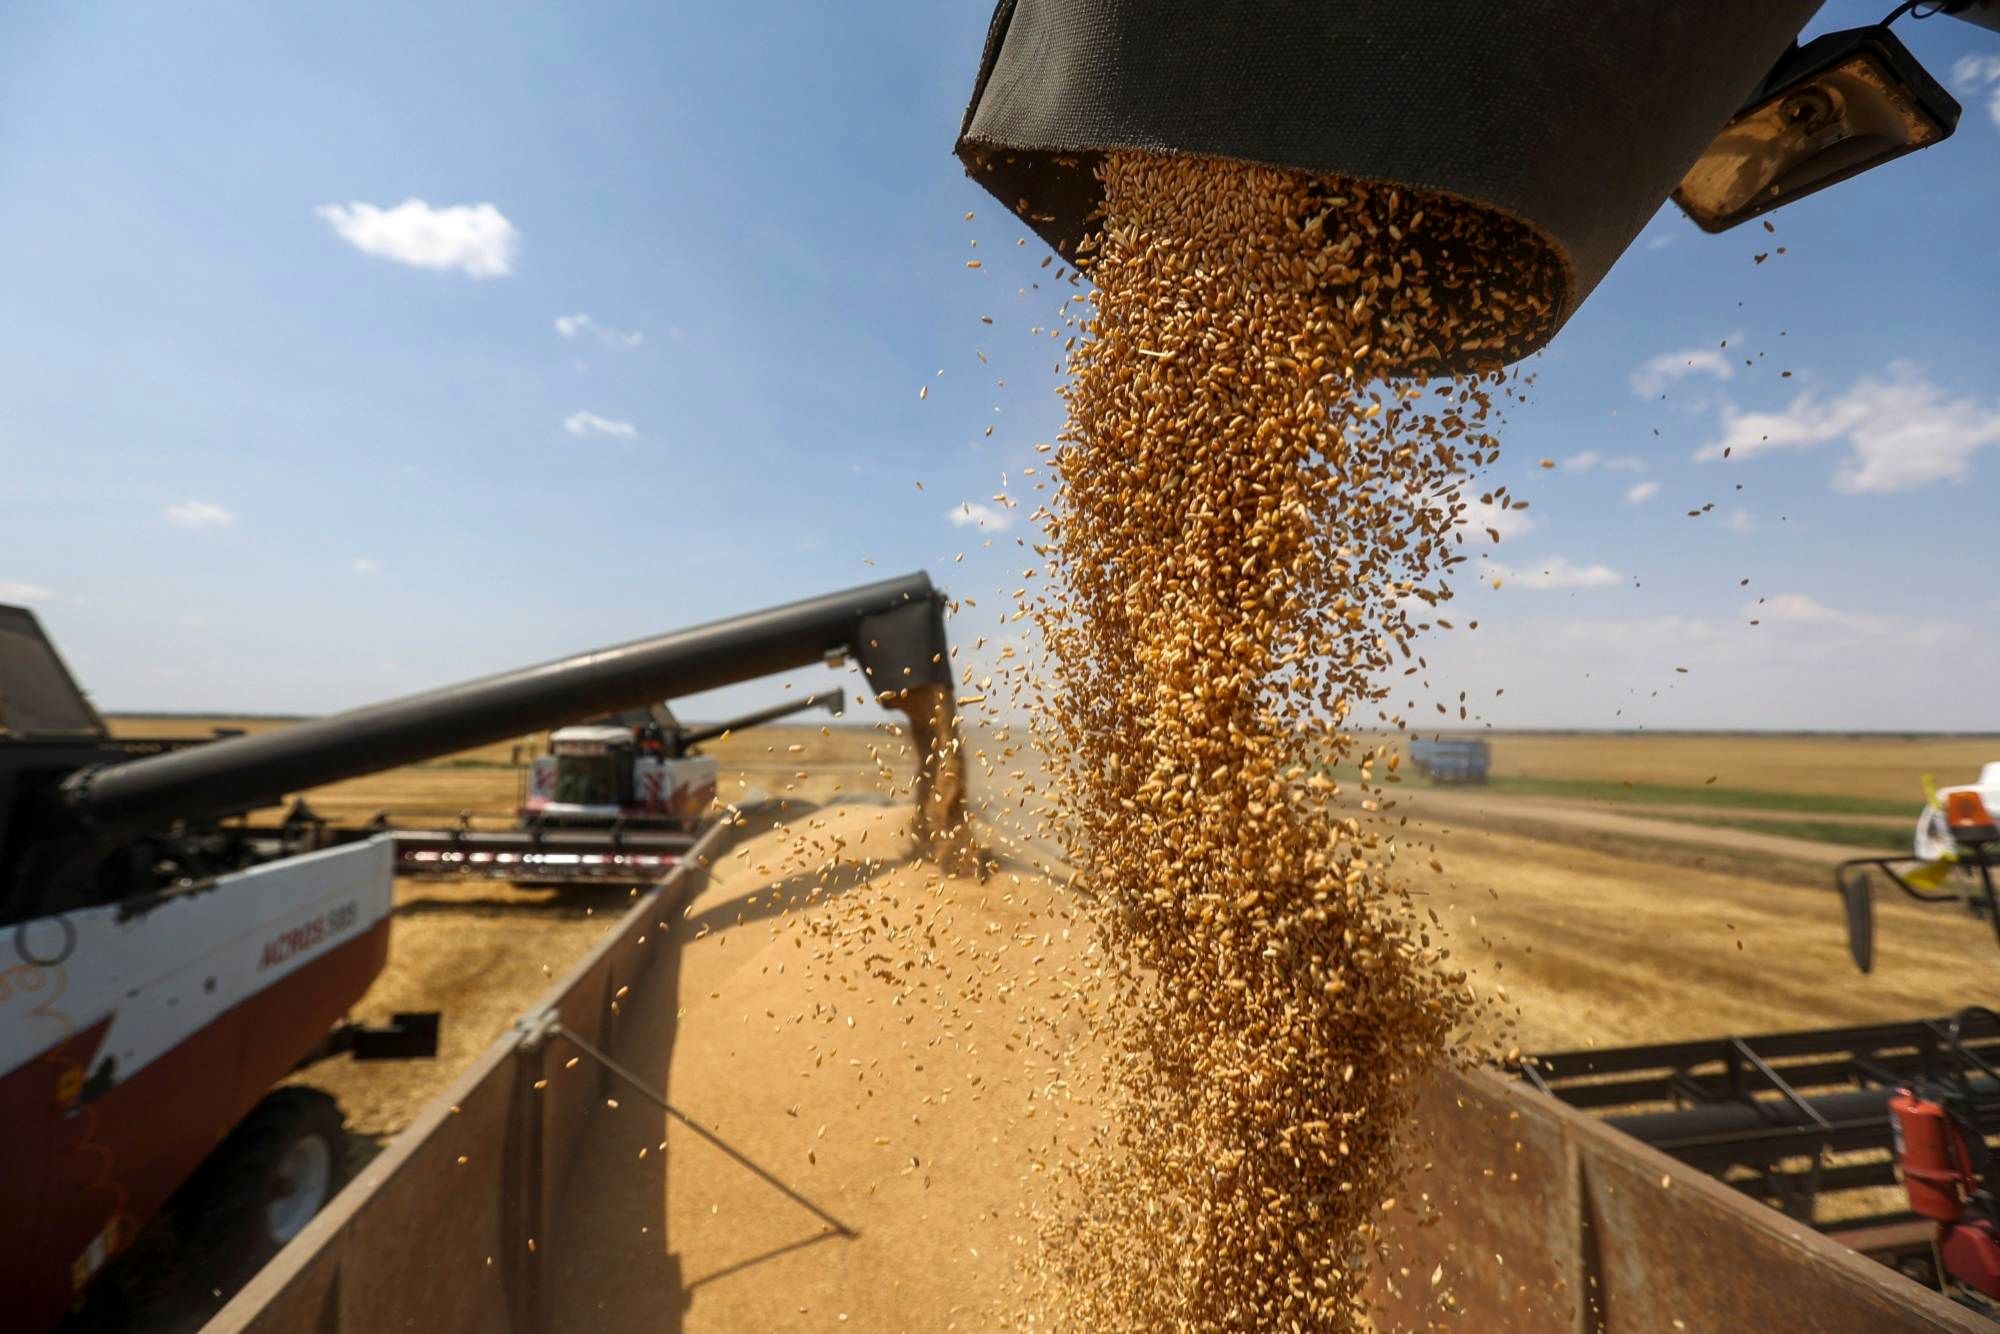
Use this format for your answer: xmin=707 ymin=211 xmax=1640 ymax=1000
xmin=554 ymin=754 xmax=619 ymax=805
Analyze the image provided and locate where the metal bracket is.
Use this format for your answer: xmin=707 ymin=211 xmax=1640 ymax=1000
xmin=514 ymin=1007 xmax=563 ymax=1054
xmin=1729 ymin=1037 xmax=1833 ymax=1221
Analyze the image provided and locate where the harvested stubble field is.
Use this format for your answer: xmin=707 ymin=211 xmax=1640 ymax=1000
xmin=102 ymin=714 xmax=2000 ymax=1114
xmin=101 ymin=717 xmax=2000 ymax=1326
xmin=1448 ymin=730 xmax=2000 ymax=804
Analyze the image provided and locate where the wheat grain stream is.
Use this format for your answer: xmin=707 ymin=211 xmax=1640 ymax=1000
xmin=1009 ymin=153 xmax=1563 ymax=1330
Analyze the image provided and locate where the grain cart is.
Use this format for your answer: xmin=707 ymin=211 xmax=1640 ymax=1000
xmin=0 ymin=573 xmax=961 ymax=1332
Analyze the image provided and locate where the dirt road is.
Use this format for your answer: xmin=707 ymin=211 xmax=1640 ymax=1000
xmin=1444 ymin=731 xmax=2000 ymax=804
xmin=1404 ymin=787 xmax=1866 ymax=867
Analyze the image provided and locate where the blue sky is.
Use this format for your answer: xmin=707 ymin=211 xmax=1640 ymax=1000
xmin=1 ymin=2 xmax=1995 ymax=729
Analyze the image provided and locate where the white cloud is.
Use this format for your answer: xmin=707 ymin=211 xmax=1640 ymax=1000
xmin=1624 ymin=480 xmax=1661 ymax=504
xmin=1405 ymin=604 xmax=1985 ymax=729
xmin=564 ymin=410 xmax=637 ymax=439
xmin=1751 ymin=593 xmax=1890 ymax=637
xmin=1488 ymin=556 xmax=1621 ymax=590
xmin=1644 ymin=232 xmax=1678 ymax=252
xmin=317 ymin=199 xmax=518 ymax=278
xmin=947 ymin=501 xmax=1013 ymax=532
xmin=165 ymin=500 xmax=236 ymax=529
xmin=1697 ymin=361 xmax=2000 ymax=494
xmin=1566 ymin=451 xmax=1647 ymax=475
xmin=1724 ymin=509 xmax=1755 ymax=535
xmin=352 ymin=557 xmax=382 ymax=575
xmin=554 ymin=312 xmax=643 ymax=347
xmin=1629 ymin=345 xmax=1735 ymax=398
xmin=1953 ymin=53 xmax=2000 ymax=129
xmin=0 ymin=581 xmax=52 ymax=603
xmin=1455 ymin=496 xmax=1535 ymax=542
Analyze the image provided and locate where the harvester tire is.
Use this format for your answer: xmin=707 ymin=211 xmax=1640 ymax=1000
xmin=179 ymin=1086 xmax=349 ymax=1285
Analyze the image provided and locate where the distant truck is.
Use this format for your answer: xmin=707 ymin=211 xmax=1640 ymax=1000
xmin=1407 ymin=738 xmax=1490 ymax=785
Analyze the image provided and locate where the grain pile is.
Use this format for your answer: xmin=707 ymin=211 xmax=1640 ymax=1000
xmin=1022 ymin=153 xmax=1560 ymax=1329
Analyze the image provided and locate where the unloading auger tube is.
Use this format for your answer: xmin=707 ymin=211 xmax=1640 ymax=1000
xmin=674 ymin=687 xmax=846 ymax=751
xmin=56 ymin=572 xmax=970 ymax=859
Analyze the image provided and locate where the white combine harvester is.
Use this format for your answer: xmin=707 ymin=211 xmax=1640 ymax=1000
xmin=525 ymin=719 xmax=718 ymax=829
xmin=517 ymin=691 xmax=842 ymax=833
xmin=1838 ymin=764 xmax=2000 ymax=974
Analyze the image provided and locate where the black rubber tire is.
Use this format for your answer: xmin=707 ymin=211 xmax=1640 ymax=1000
xmin=177 ymin=1086 xmax=349 ymax=1288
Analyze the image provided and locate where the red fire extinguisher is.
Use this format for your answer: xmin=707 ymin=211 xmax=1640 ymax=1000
xmin=1893 ymin=1088 xmax=1971 ymax=1222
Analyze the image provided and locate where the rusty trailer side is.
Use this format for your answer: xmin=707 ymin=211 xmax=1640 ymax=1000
xmin=204 ymin=817 xmax=734 ymax=1334
xmin=1368 ymin=1068 xmax=1988 ymax=1331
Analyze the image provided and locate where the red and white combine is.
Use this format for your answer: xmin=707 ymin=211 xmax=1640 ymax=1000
xmin=517 ymin=690 xmax=842 ymax=831
xmin=0 ymin=575 xmax=958 ymax=1331
xmin=523 ymin=722 xmax=718 ymax=827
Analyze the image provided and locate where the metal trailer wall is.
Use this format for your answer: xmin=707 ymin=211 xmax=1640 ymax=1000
xmin=207 ymin=818 xmax=735 ymax=1334
xmin=1366 ymin=1068 xmax=1989 ymax=1332
xmin=212 ymin=813 xmax=1986 ymax=1332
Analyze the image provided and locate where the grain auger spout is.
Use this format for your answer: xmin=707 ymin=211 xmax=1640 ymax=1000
xmin=899 ymin=681 xmax=977 ymax=875
xmin=957 ymin=1 xmax=1988 ymax=371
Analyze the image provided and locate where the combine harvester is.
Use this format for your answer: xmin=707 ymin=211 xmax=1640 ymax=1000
xmin=0 ymin=575 xmax=961 ymax=1332
xmin=1525 ymin=1010 xmax=2000 ymax=1317
xmin=514 ymin=691 xmax=845 ymax=834
xmin=395 ymin=690 xmax=851 ymax=887
xmin=1829 ymin=766 xmax=2000 ymax=974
